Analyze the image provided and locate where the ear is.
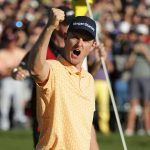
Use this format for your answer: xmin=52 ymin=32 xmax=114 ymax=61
xmin=92 ymin=41 xmax=97 ymax=47
xmin=90 ymin=41 xmax=97 ymax=52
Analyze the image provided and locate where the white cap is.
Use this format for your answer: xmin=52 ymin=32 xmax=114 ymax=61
xmin=119 ymin=21 xmax=131 ymax=33
xmin=30 ymin=0 xmax=39 ymax=8
xmin=105 ymin=21 xmax=115 ymax=32
xmin=136 ymin=24 xmax=149 ymax=35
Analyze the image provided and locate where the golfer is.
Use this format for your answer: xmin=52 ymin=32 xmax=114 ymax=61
xmin=28 ymin=8 xmax=105 ymax=150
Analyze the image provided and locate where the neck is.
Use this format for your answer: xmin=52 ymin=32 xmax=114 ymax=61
xmin=62 ymin=54 xmax=83 ymax=71
xmin=75 ymin=64 xmax=82 ymax=71
xmin=7 ymin=43 xmax=16 ymax=50
xmin=54 ymin=33 xmax=65 ymax=48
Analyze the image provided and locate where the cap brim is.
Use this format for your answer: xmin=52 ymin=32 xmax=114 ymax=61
xmin=71 ymin=27 xmax=95 ymax=39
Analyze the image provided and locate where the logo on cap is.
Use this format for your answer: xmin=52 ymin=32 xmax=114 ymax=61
xmin=73 ymin=22 xmax=95 ymax=31
xmin=68 ymin=16 xmax=96 ymax=39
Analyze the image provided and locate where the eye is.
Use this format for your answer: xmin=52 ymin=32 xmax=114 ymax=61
xmin=70 ymin=35 xmax=80 ymax=42
xmin=82 ymin=35 xmax=93 ymax=41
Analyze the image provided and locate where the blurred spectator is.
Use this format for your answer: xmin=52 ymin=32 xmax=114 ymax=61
xmin=0 ymin=31 xmax=30 ymax=130
xmin=125 ymin=24 xmax=150 ymax=136
xmin=12 ymin=22 xmax=45 ymax=146
xmin=112 ymin=21 xmax=132 ymax=110
xmin=88 ymin=36 xmax=114 ymax=135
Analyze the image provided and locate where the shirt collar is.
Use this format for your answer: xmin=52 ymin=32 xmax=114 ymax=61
xmin=57 ymin=55 xmax=86 ymax=77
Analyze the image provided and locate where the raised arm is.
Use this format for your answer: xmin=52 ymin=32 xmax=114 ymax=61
xmin=125 ymin=43 xmax=150 ymax=69
xmin=28 ymin=8 xmax=64 ymax=83
xmin=88 ymin=43 xmax=107 ymax=76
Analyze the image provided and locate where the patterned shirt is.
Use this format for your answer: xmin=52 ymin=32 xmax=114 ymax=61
xmin=36 ymin=56 xmax=95 ymax=150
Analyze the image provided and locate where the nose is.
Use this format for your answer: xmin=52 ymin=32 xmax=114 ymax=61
xmin=77 ymin=38 xmax=84 ymax=46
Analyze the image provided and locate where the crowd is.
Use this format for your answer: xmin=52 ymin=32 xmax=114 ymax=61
xmin=0 ymin=0 xmax=150 ymax=147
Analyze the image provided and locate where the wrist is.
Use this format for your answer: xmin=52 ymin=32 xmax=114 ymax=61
xmin=45 ymin=25 xmax=56 ymax=32
xmin=94 ymin=60 xmax=101 ymax=67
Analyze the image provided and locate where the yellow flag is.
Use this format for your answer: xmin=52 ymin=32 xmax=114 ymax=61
xmin=72 ymin=0 xmax=93 ymax=16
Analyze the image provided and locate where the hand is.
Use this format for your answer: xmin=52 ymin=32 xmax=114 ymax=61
xmin=94 ymin=43 xmax=107 ymax=62
xmin=47 ymin=8 xmax=65 ymax=29
xmin=134 ymin=43 xmax=148 ymax=54
xmin=12 ymin=67 xmax=30 ymax=80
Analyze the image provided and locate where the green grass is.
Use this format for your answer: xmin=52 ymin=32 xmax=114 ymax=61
xmin=97 ymin=132 xmax=150 ymax=150
xmin=0 ymin=129 xmax=150 ymax=150
xmin=0 ymin=129 xmax=33 ymax=150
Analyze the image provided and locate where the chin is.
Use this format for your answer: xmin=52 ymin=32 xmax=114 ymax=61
xmin=73 ymin=61 xmax=83 ymax=69
xmin=70 ymin=60 xmax=78 ymax=65
xmin=69 ymin=59 xmax=80 ymax=66
xmin=65 ymin=54 xmax=81 ymax=67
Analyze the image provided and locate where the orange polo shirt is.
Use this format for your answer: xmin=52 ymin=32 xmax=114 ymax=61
xmin=36 ymin=56 xmax=95 ymax=150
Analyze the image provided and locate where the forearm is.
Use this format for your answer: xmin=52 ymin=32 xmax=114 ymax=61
xmin=89 ymin=61 xmax=101 ymax=77
xmin=28 ymin=25 xmax=55 ymax=79
xmin=90 ymin=125 xmax=99 ymax=150
xmin=144 ymin=51 xmax=150 ymax=64
xmin=89 ymin=43 xmax=106 ymax=76
xmin=28 ymin=8 xmax=64 ymax=81
xmin=125 ymin=52 xmax=136 ymax=69
xmin=0 ymin=68 xmax=12 ymax=77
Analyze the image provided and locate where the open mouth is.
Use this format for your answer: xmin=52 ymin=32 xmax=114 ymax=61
xmin=73 ymin=49 xmax=81 ymax=56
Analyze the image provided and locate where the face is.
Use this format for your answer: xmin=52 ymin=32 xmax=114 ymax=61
xmin=30 ymin=26 xmax=43 ymax=44
xmin=64 ymin=30 xmax=96 ymax=69
xmin=138 ymin=34 xmax=145 ymax=42
xmin=56 ymin=22 xmax=69 ymax=38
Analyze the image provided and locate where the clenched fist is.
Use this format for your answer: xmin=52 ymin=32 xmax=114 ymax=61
xmin=12 ymin=67 xmax=30 ymax=80
xmin=47 ymin=8 xmax=65 ymax=29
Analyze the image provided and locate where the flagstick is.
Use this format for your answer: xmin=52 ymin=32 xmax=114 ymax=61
xmin=85 ymin=1 xmax=128 ymax=150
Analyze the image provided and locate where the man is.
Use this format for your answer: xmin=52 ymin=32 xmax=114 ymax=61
xmin=28 ymin=8 xmax=105 ymax=150
xmin=13 ymin=6 xmax=100 ymax=149
xmin=0 ymin=31 xmax=28 ymax=130
xmin=125 ymin=24 xmax=150 ymax=136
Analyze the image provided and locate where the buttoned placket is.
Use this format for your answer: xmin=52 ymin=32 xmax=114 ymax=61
xmin=75 ymin=72 xmax=84 ymax=92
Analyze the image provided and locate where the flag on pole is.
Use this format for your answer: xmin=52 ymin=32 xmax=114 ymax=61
xmin=72 ymin=0 xmax=93 ymax=16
